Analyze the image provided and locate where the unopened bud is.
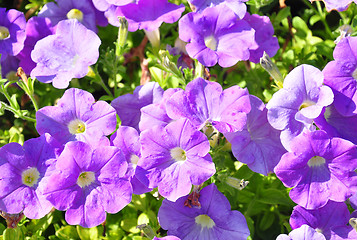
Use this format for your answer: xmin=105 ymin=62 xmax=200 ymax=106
xmin=226 ymin=177 xmax=249 ymax=190
xmin=137 ymin=224 xmax=156 ymax=239
xmin=260 ymin=52 xmax=284 ymax=88
xmin=116 ymin=17 xmax=128 ymax=56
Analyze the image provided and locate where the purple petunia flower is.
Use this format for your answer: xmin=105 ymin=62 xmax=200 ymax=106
xmin=166 ymin=78 xmax=251 ymax=133
xmin=111 ymin=81 xmax=164 ymax=131
xmin=136 ymin=118 xmax=215 ymax=201
xmin=290 ymin=201 xmax=357 ymax=240
xmin=188 ymin=0 xmax=248 ymax=19
xmin=276 ymin=224 xmax=326 ymax=240
xmin=36 ymin=88 xmax=117 ymax=147
xmin=266 ymin=64 xmax=334 ymax=150
xmin=1 ymin=54 xmax=19 ymax=80
xmin=42 ymin=141 xmax=132 ymax=228
xmin=158 ymin=183 xmax=250 ymax=239
xmin=274 ymin=130 xmax=357 ymax=209
xmin=154 ymin=236 xmax=181 ymax=240
xmin=38 ymin=0 xmax=107 ymax=33
xmin=323 ymin=36 xmax=357 ymax=116
xmin=310 ymin=0 xmax=356 ymax=12
xmin=179 ymin=4 xmax=257 ymax=67
xmin=243 ymin=12 xmax=279 ymax=63
xmin=30 ymin=19 xmax=101 ymax=89
xmin=110 ymin=126 xmax=151 ymax=195
xmin=0 ymin=8 xmax=26 ymax=57
xmin=17 ymin=16 xmax=56 ymax=75
xmin=0 ymin=134 xmax=62 ymax=219
xmin=224 ymin=95 xmax=286 ymax=176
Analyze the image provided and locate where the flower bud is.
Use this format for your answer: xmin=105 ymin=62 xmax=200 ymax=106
xmin=260 ymin=52 xmax=283 ymax=88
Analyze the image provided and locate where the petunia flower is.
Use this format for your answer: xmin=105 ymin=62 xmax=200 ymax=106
xmin=158 ymin=183 xmax=250 ymax=240
xmin=42 ymin=141 xmax=132 ymax=228
xmin=36 ymin=88 xmax=117 ymax=147
xmin=274 ymin=130 xmax=357 ymax=209
xmin=224 ymin=95 xmax=286 ymax=175
xmin=178 ymin=4 xmax=257 ymax=67
xmin=136 ymin=118 xmax=215 ymax=201
xmin=30 ymin=19 xmax=101 ymax=89
xmin=0 ymin=134 xmax=62 ymax=219
xmin=276 ymin=224 xmax=326 ymax=240
xmin=310 ymin=0 xmax=356 ymax=12
xmin=0 ymin=8 xmax=26 ymax=57
xmin=188 ymin=0 xmax=248 ymax=19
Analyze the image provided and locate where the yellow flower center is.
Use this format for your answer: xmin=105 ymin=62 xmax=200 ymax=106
xmin=307 ymin=156 xmax=326 ymax=167
xmin=67 ymin=9 xmax=84 ymax=22
xmin=170 ymin=147 xmax=186 ymax=162
xmin=77 ymin=171 xmax=95 ymax=188
xmin=68 ymin=119 xmax=86 ymax=134
xmin=204 ymin=35 xmax=217 ymax=51
xmin=22 ymin=167 xmax=40 ymax=187
xmin=195 ymin=214 xmax=215 ymax=229
xmin=0 ymin=26 xmax=10 ymax=40
xmin=299 ymin=100 xmax=315 ymax=110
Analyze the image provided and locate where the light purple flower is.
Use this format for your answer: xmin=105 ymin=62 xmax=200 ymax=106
xmin=154 ymin=236 xmax=181 ymax=240
xmin=243 ymin=12 xmax=279 ymax=63
xmin=110 ymin=126 xmax=151 ymax=195
xmin=42 ymin=141 xmax=132 ymax=228
xmin=276 ymin=225 xmax=326 ymax=240
xmin=310 ymin=0 xmax=356 ymax=12
xmin=179 ymin=5 xmax=257 ymax=67
xmin=111 ymin=81 xmax=164 ymax=131
xmin=188 ymin=0 xmax=248 ymax=19
xmin=158 ymin=183 xmax=250 ymax=240
xmin=290 ymin=201 xmax=357 ymax=240
xmin=166 ymin=78 xmax=251 ymax=133
xmin=224 ymin=95 xmax=286 ymax=175
xmin=38 ymin=0 xmax=107 ymax=32
xmin=323 ymin=36 xmax=357 ymax=116
xmin=0 ymin=8 xmax=26 ymax=56
xmin=136 ymin=118 xmax=215 ymax=201
xmin=266 ymin=64 xmax=334 ymax=150
xmin=0 ymin=134 xmax=61 ymax=219
xmin=274 ymin=130 xmax=357 ymax=209
xmin=17 ymin=16 xmax=56 ymax=75
xmin=36 ymin=88 xmax=117 ymax=147
xmin=30 ymin=19 xmax=101 ymax=89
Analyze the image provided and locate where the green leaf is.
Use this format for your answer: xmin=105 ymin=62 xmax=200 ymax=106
xmin=274 ymin=7 xmax=291 ymax=24
xmin=55 ymin=226 xmax=79 ymax=240
xmin=3 ymin=227 xmax=24 ymax=240
xmin=120 ymin=219 xmax=140 ymax=234
xmin=257 ymin=188 xmax=294 ymax=206
xmin=76 ymin=226 xmax=102 ymax=240
xmin=309 ymin=15 xmax=321 ymax=26
xmin=259 ymin=212 xmax=275 ymax=231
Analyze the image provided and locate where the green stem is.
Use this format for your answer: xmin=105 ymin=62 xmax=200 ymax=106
xmin=93 ymin=67 xmax=114 ymax=98
xmin=2 ymin=103 xmax=36 ymax=122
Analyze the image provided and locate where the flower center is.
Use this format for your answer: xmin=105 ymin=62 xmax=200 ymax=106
xmin=299 ymin=100 xmax=315 ymax=110
xmin=22 ymin=167 xmax=40 ymax=187
xmin=68 ymin=119 xmax=86 ymax=134
xmin=67 ymin=9 xmax=84 ymax=22
xmin=195 ymin=214 xmax=215 ymax=229
xmin=130 ymin=154 xmax=140 ymax=166
xmin=352 ymin=68 xmax=357 ymax=80
xmin=204 ymin=35 xmax=218 ymax=51
xmin=77 ymin=171 xmax=95 ymax=188
xmin=308 ymin=156 xmax=326 ymax=167
xmin=170 ymin=147 xmax=186 ymax=162
xmin=0 ymin=26 xmax=10 ymax=40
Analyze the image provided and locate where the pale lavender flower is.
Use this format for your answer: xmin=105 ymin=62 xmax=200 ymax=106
xmin=188 ymin=0 xmax=248 ymax=19
xmin=166 ymin=78 xmax=251 ymax=133
xmin=0 ymin=134 xmax=61 ymax=219
xmin=136 ymin=118 xmax=215 ymax=201
xmin=30 ymin=19 xmax=101 ymax=89
xmin=224 ymin=95 xmax=286 ymax=175
xmin=179 ymin=4 xmax=257 ymax=67
xmin=42 ymin=141 xmax=132 ymax=228
xmin=158 ymin=183 xmax=250 ymax=240
xmin=0 ymin=8 xmax=26 ymax=56
xmin=276 ymin=225 xmax=326 ymax=240
xmin=266 ymin=64 xmax=334 ymax=150
xmin=36 ymin=88 xmax=117 ymax=147
xmin=310 ymin=0 xmax=356 ymax=12
xmin=274 ymin=130 xmax=357 ymax=209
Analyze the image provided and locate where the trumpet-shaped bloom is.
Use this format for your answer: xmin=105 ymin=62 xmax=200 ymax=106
xmin=179 ymin=4 xmax=256 ymax=67
xmin=36 ymin=88 xmax=117 ymax=147
xmin=30 ymin=19 xmax=101 ymax=89
xmin=136 ymin=118 xmax=215 ymax=201
xmin=274 ymin=130 xmax=357 ymax=209
xmin=42 ymin=141 xmax=132 ymax=228
xmin=158 ymin=183 xmax=250 ymax=240
xmin=0 ymin=134 xmax=61 ymax=219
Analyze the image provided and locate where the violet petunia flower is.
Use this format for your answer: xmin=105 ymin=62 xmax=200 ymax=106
xmin=1 ymin=54 xmax=19 ymax=80
xmin=323 ymin=36 xmax=357 ymax=116
xmin=30 ymin=19 xmax=101 ymax=89
xmin=310 ymin=0 xmax=356 ymax=12
xmin=154 ymin=237 xmax=181 ymax=240
xmin=179 ymin=4 xmax=257 ymax=67
xmin=0 ymin=8 xmax=26 ymax=57
xmin=42 ymin=141 xmax=132 ymax=228
xmin=243 ymin=12 xmax=279 ymax=63
xmin=158 ymin=183 xmax=250 ymax=240
xmin=188 ymin=0 xmax=248 ymax=19
xmin=166 ymin=78 xmax=251 ymax=133
xmin=266 ymin=64 xmax=334 ymax=150
xmin=36 ymin=88 xmax=117 ymax=147
xmin=274 ymin=130 xmax=357 ymax=209
xmin=110 ymin=126 xmax=151 ymax=195
xmin=17 ymin=16 xmax=56 ymax=75
xmin=0 ymin=134 xmax=62 ymax=219
xmin=136 ymin=118 xmax=215 ymax=202
xmin=290 ymin=201 xmax=357 ymax=240
xmin=111 ymin=81 xmax=164 ymax=131
xmin=224 ymin=95 xmax=286 ymax=176
xmin=276 ymin=224 xmax=326 ymax=240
